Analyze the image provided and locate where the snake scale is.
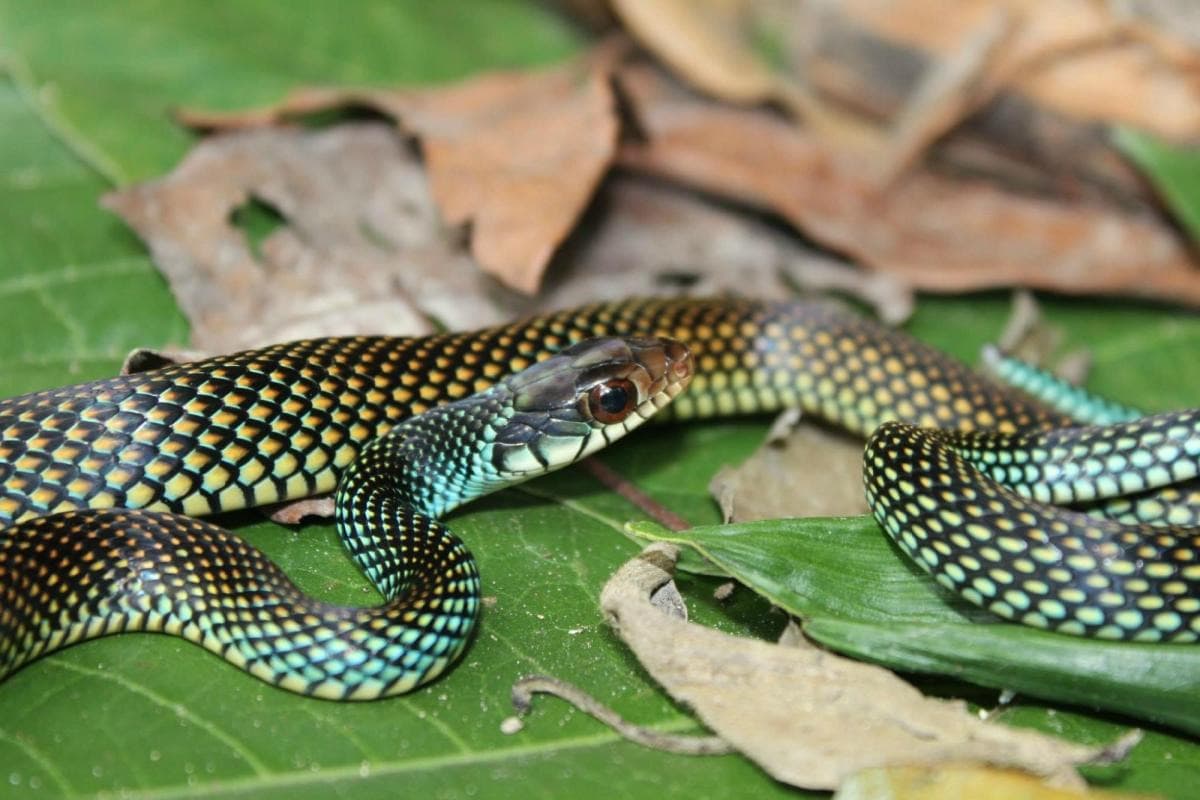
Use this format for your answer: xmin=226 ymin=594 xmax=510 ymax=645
xmin=0 ymin=297 xmax=1197 ymax=698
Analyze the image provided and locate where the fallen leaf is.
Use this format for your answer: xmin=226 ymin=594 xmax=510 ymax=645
xmin=871 ymin=5 xmax=1014 ymax=184
xmin=537 ymin=176 xmax=912 ymax=323
xmin=104 ymin=123 xmax=503 ymax=351
xmin=599 ymin=541 xmax=1127 ymax=791
xmin=178 ymin=44 xmax=626 ymax=294
xmin=831 ymin=0 xmax=1200 ymax=143
xmin=1123 ymin=0 xmax=1200 ymax=51
xmin=616 ymin=65 xmax=1200 ymax=305
xmin=634 ymin=518 xmax=1200 ymax=734
xmin=608 ymin=0 xmax=780 ymax=104
xmin=606 ymin=0 xmax=882 ymax=148
xmin=597 ymin=1 xmax=1186 ymax=210
xmin=834 ymin=764 xmax=1157 ymax=799
xmin=710 ymin=419 xmax=868 ymax=523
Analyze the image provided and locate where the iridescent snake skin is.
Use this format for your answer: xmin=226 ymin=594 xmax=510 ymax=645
xmin=0 ymin=298 xmax=1197 ymax=699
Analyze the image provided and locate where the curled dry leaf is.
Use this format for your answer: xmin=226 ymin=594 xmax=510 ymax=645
xmin=600 ymin=542 xmax=1125 ymax=791
xmin=869 ymin=5 xmax=1014 ymax=185
xmin=173 ymin=40 xmax=901 ymax=307
xmin=104 ymin=123 xmax=503 ymax=351
xmin=617 ymin=65 xmax=1200 ymax=306
xmin=178 ymin=44 xmax=626 ymax=295
xmin=606 ymin=0 xmax=882 ymax=148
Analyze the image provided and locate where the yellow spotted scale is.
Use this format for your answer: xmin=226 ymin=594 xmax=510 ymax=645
xmin=0 ymin=297 xmax=1197 ymax=699
xmin=865 ymin=413 xmax=1200 ymax=641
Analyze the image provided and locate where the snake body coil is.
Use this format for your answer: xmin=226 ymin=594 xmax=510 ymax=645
xmin=0 ymin=298 xmax=1197 ymax=696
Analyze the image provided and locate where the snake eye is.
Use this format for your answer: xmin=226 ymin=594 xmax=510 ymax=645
xmin=587 ymin=378 xmax=638 ymax=424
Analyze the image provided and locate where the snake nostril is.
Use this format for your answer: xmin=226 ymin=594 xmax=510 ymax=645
xmin=663 ymin=341 xmax=693 ymax=380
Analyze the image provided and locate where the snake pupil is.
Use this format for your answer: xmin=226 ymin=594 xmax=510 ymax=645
xmin=599 ymin=386 xmax=628 ymax=413
xmin=589 ymin=379 xmax=636 ymax=423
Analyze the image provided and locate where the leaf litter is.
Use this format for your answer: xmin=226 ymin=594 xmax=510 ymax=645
xmin=510 ymin=542 xmax=1140 ymax=793
xmin=108 ymin=95 xmax=907 ymax=353
xmin=177 ymin=41 xmax=629 ymax=295
xmin=616 ymin=62 xmax=1200 ymax=305
xmin=104 ymin=122 xmax=500 ymax=352
xmin=609 ymin=0 xmax=1200 ymax=207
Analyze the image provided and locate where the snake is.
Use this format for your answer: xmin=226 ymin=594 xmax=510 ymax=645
xmin=0 ymin=298 xmax=1197 ymax=699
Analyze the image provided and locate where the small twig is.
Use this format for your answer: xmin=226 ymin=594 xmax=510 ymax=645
xmin=582 ymin=458 xmax=691 ymax=532
xmin=509 ymin=674 xmax=733 ymax=756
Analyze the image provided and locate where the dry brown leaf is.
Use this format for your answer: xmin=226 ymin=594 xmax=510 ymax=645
xmin=710 ymin=421 xmax=868 ymax=523
xmin=608 ymin=0 xmax=781 ymax=104
xmin=1123 ymin=0 xmax=1200 ymax=51
xmin=600 ymin=542 xmax=1127 ymax=791
xmin=835 ymin=764 xmax=1157 ymax=800
xmin=872 ymin=5 xmax=1014 ymax=184
xmin=537 ymin=176 xmax=912 ymax=323
xmin=178 ymin=44 xmax=626 ymax=294
xmin=103 ymin=123 xmax=503 ymax=351
xmin=616 ymin=65 xmax=1200 ymax=306
xmin=763 ymin=2 xmax=1168 ymax=208
xmin=606 ymin=0 xmax=882 ymax=148
xmin=836 ymin=0 xmax=1200 ymax=142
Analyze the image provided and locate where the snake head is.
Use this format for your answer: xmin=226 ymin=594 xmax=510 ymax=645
xmin=491 ymin=336 xmax=693 ymax=478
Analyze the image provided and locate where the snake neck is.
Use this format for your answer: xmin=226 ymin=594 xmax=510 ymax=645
xmin=328 ymin=395 xmax=509 ymax=601
xmin=339 ymin=396 xmax=512 ymax=521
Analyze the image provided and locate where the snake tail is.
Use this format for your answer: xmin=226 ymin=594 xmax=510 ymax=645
xmin=980 ymin=345 xmax=1144 ymax=426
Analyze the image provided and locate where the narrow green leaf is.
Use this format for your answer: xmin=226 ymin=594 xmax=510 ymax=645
xmin=1113 ymin=127 xmax=1200 ymax=242
xmin=633 ymin=517 xmax=1200 ymax=735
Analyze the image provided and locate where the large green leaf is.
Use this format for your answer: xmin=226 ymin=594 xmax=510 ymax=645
xmin=1114 ymin=128 xmax=1200 ymax=244
xmin=0 ymin=3 xmax=1198 ymax=799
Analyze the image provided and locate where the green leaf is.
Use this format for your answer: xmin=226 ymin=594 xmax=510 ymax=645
xmin=1114 ymin=127 xmax=1200 ymax=243
xmin=631 ymin=517 xmax=1200 ymax=735
xmin=1 ymin=3 xmax=1200 ymax=799
xmin=0 ymin=0 xmax=583 ymax=183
